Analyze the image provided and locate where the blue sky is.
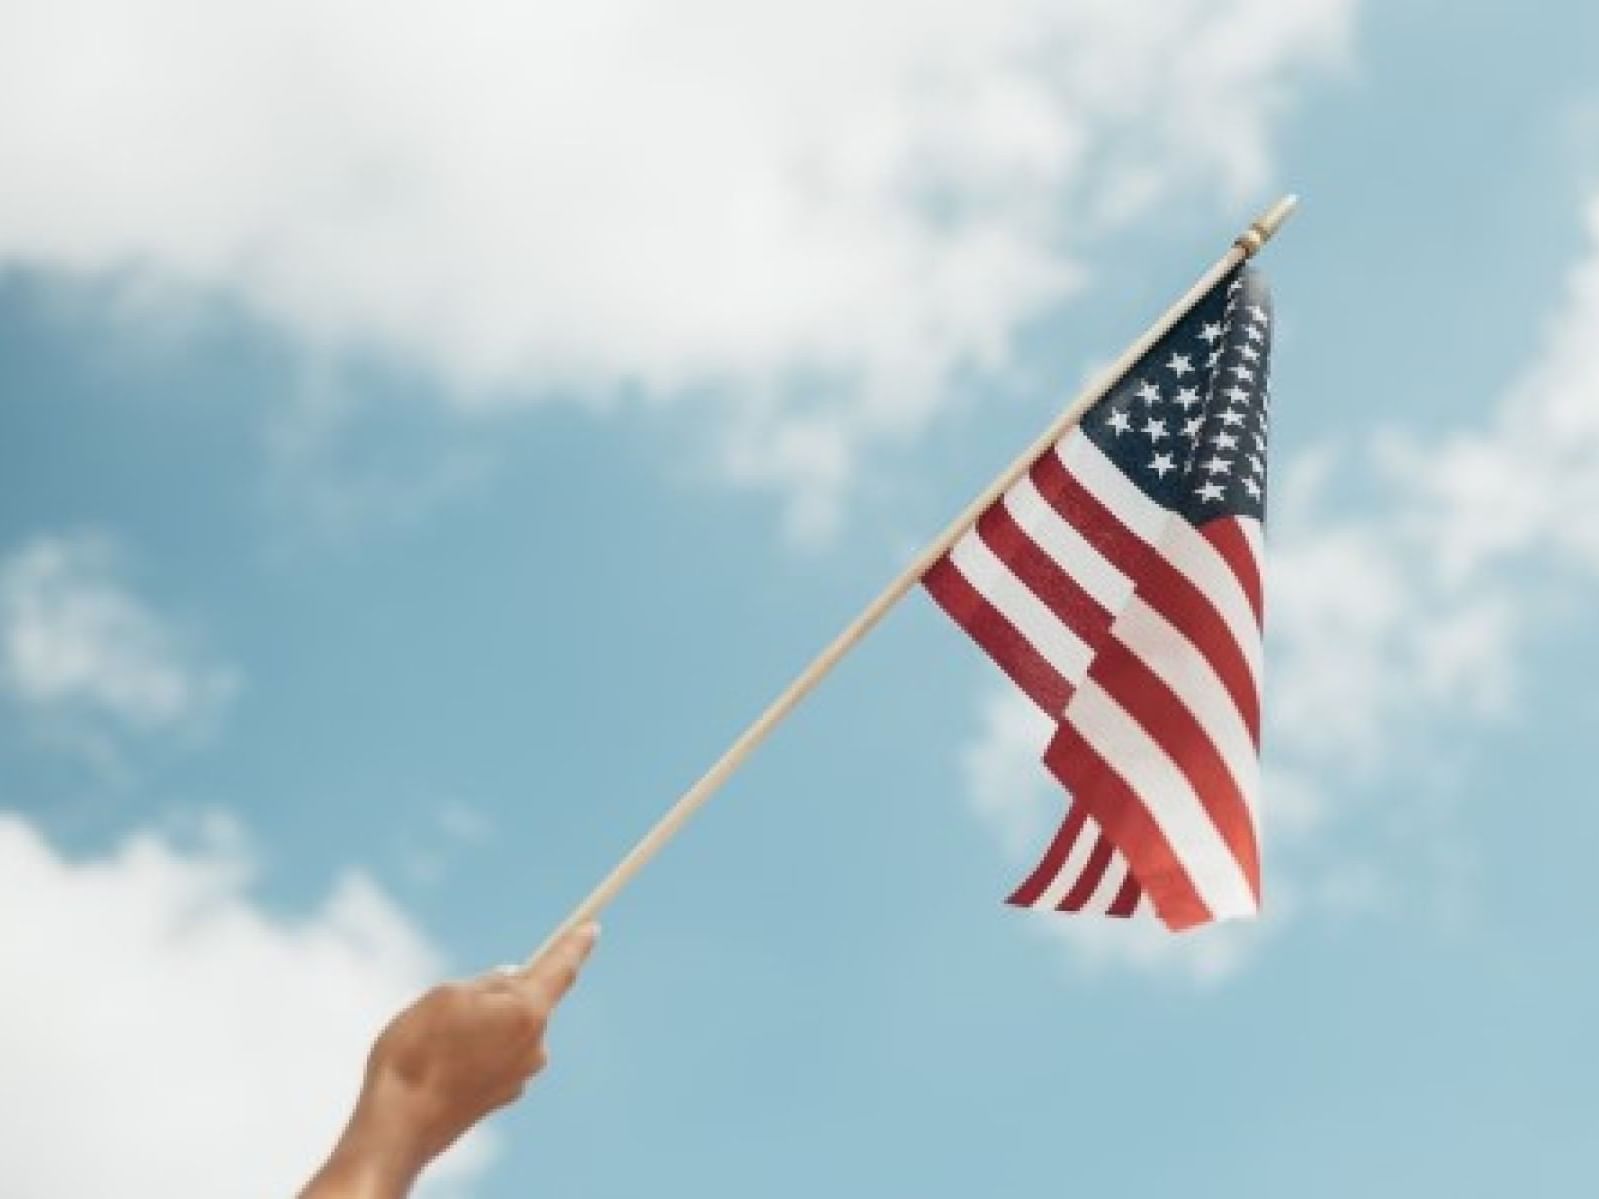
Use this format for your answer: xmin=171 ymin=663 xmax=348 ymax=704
xmin=3 ymin=1 xmax=1599 ymax=1195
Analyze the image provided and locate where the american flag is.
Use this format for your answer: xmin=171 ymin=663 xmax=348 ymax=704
xmin=924 ymin=266 xmax=1271 ymax=931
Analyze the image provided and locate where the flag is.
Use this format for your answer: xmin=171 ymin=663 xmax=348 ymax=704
xmin=924 ymin=266 xmax=1271 ymax=931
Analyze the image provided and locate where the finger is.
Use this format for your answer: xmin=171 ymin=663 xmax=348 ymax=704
xmin=488 ymin=1078 xmax=528 ymax=1112
xmin=519 ymin=1043 xmax=550 ymax=1078
xmin=516 ymin=922 xmax=600 ymax=1008
xmin=471 ymin=963 xmax=523 ymax=989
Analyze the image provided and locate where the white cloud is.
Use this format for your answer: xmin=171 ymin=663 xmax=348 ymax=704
xmin=0 ymin=812 xmax=492 ymax=1199
xmin=0 ymin=533 xmax=237 ymax=763
xmin=1395 ymin=193 xmax=1599 ymax=581
xmin=1269 ymin=189 xmax=1599 ymax=778
xmin=395 ymin=801 xmax=496 ymax=888
xmin=1265 ymin=453 xmax=1517 ymax=773
xmin=957 ymin=185 xmax=1599 ymax=982
xmin=960 ymin=689 xmax=1058 ymax=863
xmin=0 ymin=0 xmax=1353 ymax=536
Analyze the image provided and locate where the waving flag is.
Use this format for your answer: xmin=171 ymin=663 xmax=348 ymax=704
xmin=525 ymin=199 xmax=1296 ymax=965
xmin=924 ymin=266 xmax=1272 ymax=931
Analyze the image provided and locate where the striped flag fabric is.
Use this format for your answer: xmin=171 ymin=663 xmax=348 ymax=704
xmin=924 ymin=266 xmax=1272 ymax=931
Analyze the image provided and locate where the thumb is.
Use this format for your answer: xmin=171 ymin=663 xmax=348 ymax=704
xmin=518 ymin=922 xmax=601 ymax=1009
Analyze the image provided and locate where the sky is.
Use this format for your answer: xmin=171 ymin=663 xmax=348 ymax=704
xmin=3 ymin=0 xmax=1599 ymax=1195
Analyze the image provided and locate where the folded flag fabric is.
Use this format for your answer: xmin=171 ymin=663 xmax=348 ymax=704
xmin=924 ymin=266 xmax=1272 ymax=931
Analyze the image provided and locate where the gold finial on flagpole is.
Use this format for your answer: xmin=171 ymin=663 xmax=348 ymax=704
xmin=1235 ymin=194 xmax=1299 ymax=257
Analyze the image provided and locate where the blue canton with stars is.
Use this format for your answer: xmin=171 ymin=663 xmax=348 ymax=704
xmin=1084 ymin=265 xmax=1271 ymax=525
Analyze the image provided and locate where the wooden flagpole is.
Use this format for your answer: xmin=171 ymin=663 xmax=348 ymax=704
xmin=528 ymin=194 xmax=1299 ymax=965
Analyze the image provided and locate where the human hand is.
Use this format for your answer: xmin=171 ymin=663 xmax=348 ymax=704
xmin=301 ymin=922 xmax=600 ymax=1198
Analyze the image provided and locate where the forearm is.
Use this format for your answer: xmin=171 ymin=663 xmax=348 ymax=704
xmin=298 ymin=1108 xmax=426 ymax=1199
xmin=298 ymin=923 xmax=598 ymax=1198
xmin=300 ymin=1159 xmax=409 ymax=1199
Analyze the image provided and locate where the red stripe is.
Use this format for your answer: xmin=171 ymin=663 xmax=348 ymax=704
xmin=1006 ymin=801 xmax=1089 ymax=908
xmin=976 ymin=501 xmax=1113 ymax=650
xmin=1107 ymin=872 xmax=1141 ymax=918
xmin=1035 ymin=444 xmax=1261 ymax=744
xmin=1043 ymin=721 xmax=1212 ymax=931
xmin=1057 ymin=832 xmax=1115 ymax=911
xmin=1089 ymin=638 xmax=1262 ymax=902
xmin=1030 ymin=441 xmax=1152 ymax=581
xmin=923 ymin=556 xmax=1072 ymax=715
xmin=925 ymin=426 xmax=1266 ymax=930
xmin=1200 ymin=517 xmax=1264 ymax=629
xmin=1136 ymin=553 xmax=1261 ymax=744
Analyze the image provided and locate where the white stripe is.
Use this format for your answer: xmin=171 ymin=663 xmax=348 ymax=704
xmin=948 ymin=530 xmax=1094 ymax=693
xmin=1060 ymin=434 xmax=1263 ymax=691
xmin=1239 ymin=515 xmax=1264 ymax=562
xmin=1066 ymin=678 xmax=1258 ymax=920
xmin=1002 ymin=474 xmax=1134 ymax=615
xmin=1056 ymin=431 xmax=1169 ymax=545
xmin=1032 ymin=813 xmax=1101 ymax=910
xmin=1159 ymin=519 xmax=1263 ymax=688
xmin=1077 ymin=852 xmax=1130 ymax=915
xmin=1117 ymin=597 xmax=1261 ymax=820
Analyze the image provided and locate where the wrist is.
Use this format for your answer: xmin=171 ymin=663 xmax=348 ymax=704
xmin=307 ymin=1097 xmax=430 ymax=1199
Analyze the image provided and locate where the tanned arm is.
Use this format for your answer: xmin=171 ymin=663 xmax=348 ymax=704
xmin=300 ymin=923 xmax=600 ymax=1199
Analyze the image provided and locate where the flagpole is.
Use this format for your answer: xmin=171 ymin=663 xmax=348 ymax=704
xmin=527 ymin=194 xmax=1299 ymax=966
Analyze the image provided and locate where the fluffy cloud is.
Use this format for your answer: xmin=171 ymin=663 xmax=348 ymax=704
xmin=958 ymin=187 xmax=1599 ymax=981
xmin=0 ymin=533 xmax=237 ymax=764
xmin=1393 ymin=192 xmax=1599 ymax=582
xmin=0 ymin=812 xmax=491 ymax=1198
xmin=1270 ymin=189 xmax=1599 ymax=780
xmin=0 ymin=0 xmax=1353 ymax=536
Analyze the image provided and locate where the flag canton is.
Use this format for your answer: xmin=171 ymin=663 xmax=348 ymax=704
xmin=1083 ymin=266 xmax=1271 ymax=525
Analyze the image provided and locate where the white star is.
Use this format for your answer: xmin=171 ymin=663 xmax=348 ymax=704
xmin=1227 ymin=278 xmax=1243 ymax=295
xmin=1198 ymin=321 xmax=1224 ymax=345
xmin=1230 ymin=364 xmax=1255 ymax=382
xmin=1224 ymin=386 xmax=1250 ymax=405
xmin=1203 ymin=455 xmax=1232 ymax=475
xmin=1245 ymin=324 xmax=1264 ymax=343
xmin=1173 ymin=386 xmax=1200 ymax=410
xmin=1240 ymin=343 xmax=1260 ymax=362
xmin=1211 ymin=430 xmax=1238 ymax=450
xmin=1167 ymin=352 xmax=1194 ymax=378
xmin=1198 ymin=480 xmax=1226 ymax=503
xmin=1206 ymin=350 xmax=1221 ymax=368
xmin=1149 ymin=452 xmax=1176 ymax=478
xmin=1136 ymin=380 xmax=1161 ymax=404
xmin=1142 ymin=417 xmax=1168 ymax=442
xmin=1248 ymin=304 xmax=1268 ymax=323
xmin=1220 ymin=408 xmax=1246 ymax=427
xmin=1183 ymin=416 xmax=1204 ymax=439
xmin=1248 ymin=453 xmax=1265 ymax=474
xmin=1243 ymin=476 xmax=1262 ymax=499
xmin=1106 ymin=409 xmax=1132 ymax=435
